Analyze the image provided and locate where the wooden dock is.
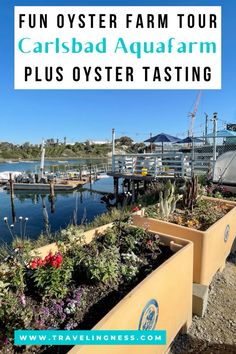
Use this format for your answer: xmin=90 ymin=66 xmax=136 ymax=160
xmin=5 ymin=179 xmax=87 ymax=192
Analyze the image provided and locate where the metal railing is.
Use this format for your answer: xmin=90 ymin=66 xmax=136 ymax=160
xmin=112 ymin=153 xmax=192 ymax=177
xmin=111 ymin=141 xmax=236 ymax=178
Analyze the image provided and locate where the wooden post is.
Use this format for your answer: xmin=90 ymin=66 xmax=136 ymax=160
xmin=49 ymin=180 xmax=55 ymax=213
xmin=122 ymin=180 xmax=125 ymax=193
xmin=127 ymin=179 xmax=131 ymax=193
xmin=144 ymin=180 xmax=147 ymax=190
xmin=95 ymin=165 xmax=98 ymax=179
xmin=137 ymin=181 xmax=140 ymax=197
xmin=79 ymin=166 xmax=82 ymax=181
xmin=9 ymin=173 xmax=14 ymax=199
xmin=49 ymin=180 xmax=55 ymax=198
xmin=181 ymin=154 xmax=185 ymax=177
xmin=131 ymin=180 xmax=135 ymax=203
xmin=89 ymin=163 xmax=92 ymax=183
xmin=112 ymin=128 xmax=116 ymax=173
xmin=9 ymin=173 xmax=16 ymax=223
xmin=114 ymin=177 xmax=119 ymax=199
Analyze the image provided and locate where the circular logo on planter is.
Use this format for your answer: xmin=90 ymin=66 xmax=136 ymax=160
xmin=138 ymin=299 xmax=159 ymax=330
xmin=224 ymin=225 xmax=230 ymax=243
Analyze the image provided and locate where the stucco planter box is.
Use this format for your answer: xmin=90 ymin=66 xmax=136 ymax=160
xmin=33 ymin=224 xmax=193 ymax=354
xmin=132 ymin=196 xmax=236 ymax=286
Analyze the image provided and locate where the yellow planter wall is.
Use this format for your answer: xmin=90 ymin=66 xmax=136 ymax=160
xmin=33 ymin=224 xmax=193 ymax=354
xmin=32 ymin=223 xmax=114 ymax=258
xmin=133 ymin=197 xmax=236 ymax=285
xmin=68 ymin=233 xmax=193 ymax=354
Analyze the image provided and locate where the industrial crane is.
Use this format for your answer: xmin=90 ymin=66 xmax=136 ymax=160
xmin=188 ymin=91 xmax=202 ymax=137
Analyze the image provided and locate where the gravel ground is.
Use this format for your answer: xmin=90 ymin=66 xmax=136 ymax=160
xmin=170 ymin=253 xmax=236 ymax=354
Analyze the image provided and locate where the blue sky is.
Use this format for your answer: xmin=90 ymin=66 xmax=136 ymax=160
xmin=0 ymin=0 xmax=235 ymax=144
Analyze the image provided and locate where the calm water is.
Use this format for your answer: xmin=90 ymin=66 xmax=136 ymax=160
xmin=0 ymin=160 xmax=115 ymax=244
xmin=0 ymin=159 xmax=106 ymax=173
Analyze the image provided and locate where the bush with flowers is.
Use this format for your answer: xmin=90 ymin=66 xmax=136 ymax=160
xmin=29 ymin=251 xmax=73 ymax=299
xmin=0 ymin=221 xmax=170 ymax=354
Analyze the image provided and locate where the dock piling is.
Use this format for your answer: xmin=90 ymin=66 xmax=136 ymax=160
xmin=114 ymin=177 xmax=119 ymax=200
xmin=49 ymin=180 xmax=55 ymax=213
xmin=9 ymin=173 xmax=14 ymax=199
xmin=131 ymin=181 xmax=135 ymax=203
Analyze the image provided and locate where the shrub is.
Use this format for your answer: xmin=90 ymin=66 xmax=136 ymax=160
xmin=81 ymin=245 xmax=120 ymax=285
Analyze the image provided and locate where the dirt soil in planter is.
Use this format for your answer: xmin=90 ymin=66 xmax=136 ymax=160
xmin=170 ymin=253 xmax=236 ymax=354
xmin=146 ymin=199 xmax=232 ymax=231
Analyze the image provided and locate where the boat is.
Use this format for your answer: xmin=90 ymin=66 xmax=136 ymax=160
xmin=0 ymin=171 xmax=22 ymax=184
xmin=21 ymin=160 xmax=37 ymax=163
xmin=96 ymin=173 xmax=110 ymax=179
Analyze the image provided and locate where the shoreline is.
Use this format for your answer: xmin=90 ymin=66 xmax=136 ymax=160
xmin=0 ymin=156 xmax=109 ymax=163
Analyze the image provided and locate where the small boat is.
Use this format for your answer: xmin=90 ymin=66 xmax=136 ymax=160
xmin=0 ymin=171 xmax=22 ymax=184
xmin=21 ymin=160 xmax=37 ymax=163
xmin=96 ymin=173 xmax=110 ymax=179
xmin=58 ymin=160 xmax=68 ymax=163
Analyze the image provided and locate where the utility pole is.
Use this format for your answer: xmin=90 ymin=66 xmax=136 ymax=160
xmin=211 ymin=112 xmax=218 ymax=169
xmin=40 ymin=140 xmax=45 ymax=180
xmin=150 ymin=132 xmax=152 ymax=153
xmin=112 ymin=128 xmax=115 ymax=172
xmin=204 ymin=112 xmax=208 ymax=144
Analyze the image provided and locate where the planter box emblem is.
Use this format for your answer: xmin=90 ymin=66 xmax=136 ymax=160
xmin=224 ymin=225 xmax=230 ymax=243
xmin=138 ymin=299 xmax=159 ymax=330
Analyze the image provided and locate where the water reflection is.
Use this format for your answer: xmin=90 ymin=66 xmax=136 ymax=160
xmin=1 ymin=187 xmax=109 ymax=244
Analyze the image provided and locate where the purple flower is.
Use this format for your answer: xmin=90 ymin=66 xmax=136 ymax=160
xmin=65 ymin=321 xmax=78 ymax=330
xmin=41 ymin=307 xmax=50 ymax=317
xmin=4 ymin=337 xmax=10 ymax=345
xmin=19 ymin=294 xmax=26 ymax=306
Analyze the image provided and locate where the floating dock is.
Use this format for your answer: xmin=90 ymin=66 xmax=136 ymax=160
xmin=5 ymin=179 xmax=87 ymax=191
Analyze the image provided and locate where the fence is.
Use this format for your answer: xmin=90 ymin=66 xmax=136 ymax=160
xmin=111 ymin=139 xmax=236 ymax=178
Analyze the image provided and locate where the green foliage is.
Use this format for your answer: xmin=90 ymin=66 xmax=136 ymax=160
xmin=115 ymin=136 xmax=133 ymax=146
xmin=81 ymin=245 xmax=120 ymax=284
xmin=0 ymin=141 xmax=110 ymax=159
xmin=102 ymin=227 xmax=118 ymax=246
xmin=198 ymin=173 xmax=208 ymax=186
xmin=0 ymin=281 xmax=9 ymax=299
xmin=82 ymin=209 xmax=130 ymax=231
xmin=0 ymin=249 xmax=28 ymax=294
xmin=0 ymin=292 xmax=33 ymax=342
xmin=137 ymin=182 xmax=164 ymax=206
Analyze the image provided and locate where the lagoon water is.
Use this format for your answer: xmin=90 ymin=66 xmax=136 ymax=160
xmin=0 ymin=159 xmax=114 ymax=244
